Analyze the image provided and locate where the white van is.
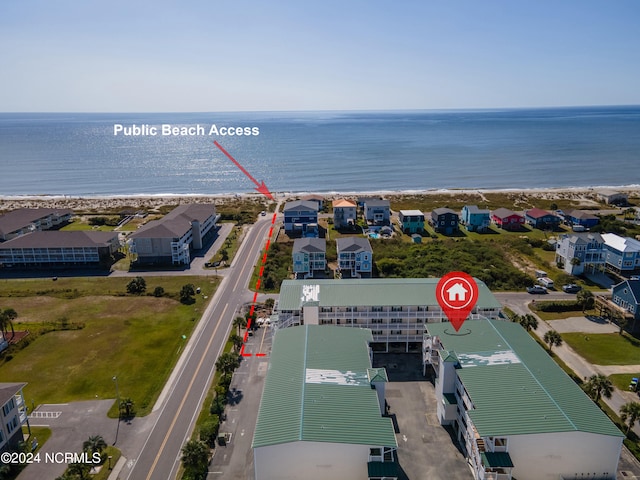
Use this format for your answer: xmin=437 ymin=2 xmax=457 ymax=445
xmin=535 ymin=270 xmax=548 ymax=278
xmin=538 ymin=277 xmax=554 ymax=289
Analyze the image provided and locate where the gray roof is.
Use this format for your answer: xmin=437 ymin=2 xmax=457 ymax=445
xmin=278 ymin=278 xmax=502 ymax=311
xmin=565 ymin=210 xmax=599 ymax=220
xmin=252 ymin=325 xmax=397 ymax=449
xmin=364 ymin=199 xmax=390 ymax=208
xmin=283 ymin=200 xmax=318 ymax=212
xmin=432 ymin=207 xmax=458 ymax=216
xmin=0 ymin=208 xmax=72 ymax=236
xmin=293 ymin=237 xmax=326 ymax=254
xmin=464 ymin=205 xmax=490 ymax=215
xmin=336 ymin=237 xmax=372 ymax=253
xmin=491 ymin=207 xmax=521 ymax=219
xmin=0 ymin=231 xmax=118 ymax=249
xmin=562 ymin=232 xmax=604 ymax=245
xmin=0 ymin=383 xmax=26 ymax=407
xmin=426 ymin=320 xmax=623 ymax=438
xmin=130 ymin=204 xmax=216 ymax=239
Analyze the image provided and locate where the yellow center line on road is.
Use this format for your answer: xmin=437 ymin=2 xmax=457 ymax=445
xmin=145 ymin=303 xmax=229 ymax=480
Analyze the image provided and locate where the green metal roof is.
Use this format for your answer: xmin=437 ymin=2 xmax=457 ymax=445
xmin=277 ymin=278 xmax=502 ymax=311
xmin=252 ymin=325 xmax=397 ymax=449
xmin=481 ymin=452 xmax=514 ymax=468
xmin=426 ymin=320 xmax=623 ymax=438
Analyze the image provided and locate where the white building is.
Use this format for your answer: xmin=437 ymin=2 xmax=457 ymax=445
xmin=332 ymin=198 xmax=357 ymax=229
xmin=423 ymin=320 xmax=623 ymax=480
xmin=127 ymin=204 xmax=219 ymax=266
xmin=252 ymin=325 xmax=397 ymax=480
xmin=275 ymin=278 xmax=502 ymax=352
xmin=555 ymin=232 xmax=605 ymax=275
xmin=0 ymin=383 xmax=29 ymax=454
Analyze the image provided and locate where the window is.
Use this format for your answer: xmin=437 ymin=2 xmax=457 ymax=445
xmin=6 ymin=415 xmax=18 ymax=434
xmin=2 ymin=398 xmax=15 ymax=416
xmin=372 ymin=306 xmax=383 ymax=312
xmin=391 ymin=306 xmax=402 ymax=312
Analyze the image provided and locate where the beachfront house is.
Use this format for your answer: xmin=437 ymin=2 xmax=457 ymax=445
xmin=0 ymin=208 xmax=73 ymax=242
xmin=252 ymin=326 xmax=398 ymax=480
xmin=491 ymin=208 xmax=525 ymax=231
xmin=431 ymin=208 xmax=459 ymax=235
xmin=283 ymin=200 xmax=319 ymax=237
xmin=364 ymin=199 xmax=390 ymax=226
xmin=555 ymin=232 xmax=606 ymax=275
xmin=127 ymin=204 xmax=219 ymax=266
xmin=398 ymin=210 xmax=425 ymax=234
xmin=460 ymin=205 xmax=491 ymax=232
xmin=602 ymin=233 xmax=640 ymax=275
xmin=337 ymin=237 xmax=373 ymax=278
xmin=332 ymin=199 xmax=357 ymax=229
xmin=423 ymin=320 xmax=623 ymax=480
xmin=597 ymin=190 xmax=628 ymax=206
xmin=563 ymin=209 xmax=600 ymax=230
xmin=292 ymin=238 xmax=326 ymax=279
xmin=0 ymin=231 xmax=120 ymax=268
xmin=301 ymin=194 xmax=325 ymax=211
xmin=524 ymin=208 xmax=561 ymax=230
xmin=0 ymin=383 xmax=29 ymax=454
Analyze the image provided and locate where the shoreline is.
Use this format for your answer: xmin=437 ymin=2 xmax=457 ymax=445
xmin=1 ymin=185 xmax=638 ymax=212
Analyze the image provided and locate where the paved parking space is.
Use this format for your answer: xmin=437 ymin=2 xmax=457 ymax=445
xmin=373 ymin=354 xmax=473 ymax=480
xmin=208 ymin=326 xmax=272 ymax=479
xmin=549 ymin=315 xmax=619 ymax=334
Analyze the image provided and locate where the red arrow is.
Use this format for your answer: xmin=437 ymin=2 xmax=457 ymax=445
xmin=213 ymin=141 xmax=274 ymax=200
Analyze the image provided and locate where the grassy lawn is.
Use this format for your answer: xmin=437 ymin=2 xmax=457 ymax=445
xmin=60 ymin=220 xmax=116 ymax=232
xmin=0 ymin=276 xmax=217 ymax=416
xmin=609 ymin=373 xmax=640 ymax=392
xmin=207 ymin=224 xmax=242 ymax=268
xmin=561 ymin=332 xmax=640 ymax=365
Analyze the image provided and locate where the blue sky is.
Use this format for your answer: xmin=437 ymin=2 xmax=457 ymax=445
xmin=1 ymin=0 xmax=639 ymax=112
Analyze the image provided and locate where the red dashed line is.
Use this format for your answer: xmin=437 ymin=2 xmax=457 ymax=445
xmin=241 ymin=215 xmax=276 ymax=357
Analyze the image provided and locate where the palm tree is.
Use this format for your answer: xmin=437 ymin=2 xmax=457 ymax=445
xmin=576 ymin=289 xmax=594 ymax=312
xmin=543 ymin=330 xmax=562 ymax=353
xmin=83 ymin=434 xmax=107 ymax=460
xmin=620 ymin=402 xmax=640 ymax=434
xmin=232 ymin=316 xmax=247 ymax=335
xmin=215 ymin=352 xmax=240 ymax=377
xmin=519 ymin=314 xmax=538 ymax=332
xmin=67 ymin=462 xmax=91 ymax=480
xmin=229 ymin=333 xmax=244 ymax=352
xmin=0 ymin=307 xmax=18 ymax=341
xmin=181 ymin=439 xmax=209 ymax=479
xmin=584 ymin=374 xmax=613 ymax=403
xmin=119 ymin=397 xmax=135 ymax=419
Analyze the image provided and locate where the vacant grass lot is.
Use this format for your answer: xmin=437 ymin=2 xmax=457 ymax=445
xmin=561 ymin=332 xmax=640 ymax=365
xmin=0 ymin=276 xmax=217 ymax=416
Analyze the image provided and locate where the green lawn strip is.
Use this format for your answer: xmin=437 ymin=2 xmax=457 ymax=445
xmin=207 ymin=224 xmax=242 ymax=267
xmin=609 ymin=373 xmax=640 ymax=392
xmin=0 ymin=276 xmax=217 ymax=417
xmin=532 ymin=306 xmax=596 ymax=321
xmin=561 ymin=332 xmax=640 ymax=365
xmin=24 ymin=426 xmax=52 ymax=452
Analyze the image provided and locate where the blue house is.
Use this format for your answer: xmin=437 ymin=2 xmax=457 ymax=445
xmin=364 ymin=199 xmax=390 ymax=226
xmin=292 ymin=238 xmax=326 ymax=279
xmin=563 ymin=210 xmax=599 ymax=230
xmin=431 ymin=208 xmax=459 ymax=235
xmin=461 ymin=205 xmax=491 ymax=232
xmin=283 ymin=200 xmax=319 ymax=237
xmin=602 ymin=233 xmax=640 ymax=275
xmin=611 ymin=279 xmax=640 ymax=331
xmin=524 ymin=208 xmax=561 ymax=230
xmin=398 ymin=210 xmax=424 ymax=234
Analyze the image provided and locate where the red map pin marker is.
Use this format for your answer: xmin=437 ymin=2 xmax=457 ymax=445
xmin=436 ymin=272 xmax=479 ymax=332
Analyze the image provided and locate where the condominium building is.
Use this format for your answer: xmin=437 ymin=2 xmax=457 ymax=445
xmin=252 ymin=325 xmax=397 ymax=480
xmin=0 ymin=208 xmax=73 ymax=241
xmin=0 ymin=383 xmax=29 ymax=454
xmin=275 ymin=278 xmax=502 ymax=352
xmin=0 ymin=231 xmax=120 ymax=267
xmin=423 ymin=320 xmax=623 ymax=480
xmin=127 ymin=204 xmax=219 ymax=266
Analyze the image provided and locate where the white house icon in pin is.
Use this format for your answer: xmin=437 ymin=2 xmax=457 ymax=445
xmin=446 ymin=282 xmax=468 ymax=302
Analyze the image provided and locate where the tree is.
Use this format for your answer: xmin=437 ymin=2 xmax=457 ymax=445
xmin=153 ymin=286 xmax=165 ymax=297
xmin=543 ymin=330 xmax=562 ymax=353
xmin=126 ymin=276 xmax=146 ymax=295
xmin=83 ymin=435 xmax=107 ymax=458
xmin=180 ymin=284 xmax=196 ymax=304
xmin=576 ymin=289 xmax=594 ymax=312
xmin=583 ymin=374 xmax=613 ymax=403
xmin=119 ymin=397 xmax=135 ymax=419
xmin=199 ymin=416 xmax=220 ymax=447
xmin=264 ymin=298 xmax=275 ymax=311
xmin=232 ymin=316 xmax=247 ymax=335
xmin=215 ymin=352 xmax=240 ymax=377
xmin=0 ymin=307 xmax=18 ymax=341
xmin=519 ymin=314 xmax=538 ymax=332
xmin=219 ymin=248 xmax=229 ymax=262
xmin=181 ymin=439 xmax=209 ymax=480
xmin=570 ymin=256 xmax=581 ymax=267
xmin=229 ymin=333 xmax=244 ymax=352
xmin=620 ymin=402 xmax=640 ymax=434
xmin=67 ymin=462 xmax=91 ymax=480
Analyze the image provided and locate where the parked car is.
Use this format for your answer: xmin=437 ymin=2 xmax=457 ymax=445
xmin=562 ymin=283 xmax=582 ymax=293
xmin=527 ymin=285 xmax=548 ymax=294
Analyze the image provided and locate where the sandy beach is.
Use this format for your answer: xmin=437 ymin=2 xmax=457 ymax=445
xmin=1 ymin=186 xmax=639 ymax=213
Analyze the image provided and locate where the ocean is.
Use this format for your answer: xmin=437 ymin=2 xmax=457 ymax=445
xmin=0 ymin=106 xmax=639 ymax=197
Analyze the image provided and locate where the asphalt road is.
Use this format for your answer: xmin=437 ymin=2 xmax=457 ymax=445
xmin=123 ymin=214 xmax=275 ymax=480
